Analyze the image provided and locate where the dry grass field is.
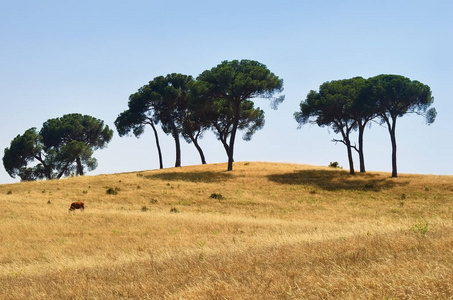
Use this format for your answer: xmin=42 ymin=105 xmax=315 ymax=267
xmin=0 ymin=162 xmax=452 ymax=299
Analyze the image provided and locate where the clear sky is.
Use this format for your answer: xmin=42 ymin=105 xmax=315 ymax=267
xmin=1 ymin=0 xmax=452 ymax=184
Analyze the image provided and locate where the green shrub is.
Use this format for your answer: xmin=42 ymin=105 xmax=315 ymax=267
xmin=210 ymin=193 xmax=224 ymax=200
xmin=328 ymin=162 xmax=342 ymax=169
xmin=106 ymin=187 xmax=120 ymax=195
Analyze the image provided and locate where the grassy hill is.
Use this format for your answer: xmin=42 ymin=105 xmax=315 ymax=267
xmin=1 ymin=162 xmax=452 ymax=299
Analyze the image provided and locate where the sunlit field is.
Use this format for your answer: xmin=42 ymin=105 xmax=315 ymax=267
xmin=1 ymin=162 xmax=452 ymax=299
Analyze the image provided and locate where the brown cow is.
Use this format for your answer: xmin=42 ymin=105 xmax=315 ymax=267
xmin=69 ymin=201 xmax=85 ymax=213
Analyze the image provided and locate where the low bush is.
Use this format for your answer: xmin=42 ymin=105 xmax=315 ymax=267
xmin=106 ymin=187 xmax=120 ymax=195
xmin=328 ymin=161 xmax=342 ymax=169
xmin=210 ymin=193 xmax=224 ymax=200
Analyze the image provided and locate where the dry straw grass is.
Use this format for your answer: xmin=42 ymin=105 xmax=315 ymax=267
xmin=0 ymin=162 xmax=452 ymax=299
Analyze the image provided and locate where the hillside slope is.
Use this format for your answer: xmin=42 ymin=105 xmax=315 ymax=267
xmin=1 ymin=162 xmax=452 ymax=299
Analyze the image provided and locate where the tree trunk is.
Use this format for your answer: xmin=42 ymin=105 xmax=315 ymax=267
xmin=337 ymin=124 xmax=355 ymax=175
xmin=227 ymin=104 xmax=240 ymax=171
xmin=56 ymin=161 xmax=71 ymax=179
xmin=389 ymin=117 xmax=398 ymax=178
xmin=149 ymin=122 xmax=163 ymax=169
xmin=226 ymin=130 xmax=235 ymax=171
xmin=383 ymin=115 xmax=398 ymax=177
xmin=214 ymin=124 xmax=231 ymax=165
xmin=346 ymin=139 xmax=355 ymax=175
xmin=358 ymin=122 xmax=366 ymax=173
xmin=168 ymin=118 xmax=181 ymax=168
xmin=35 ymin=155 xmax=53 ymax=179
xmin=174 ymin=134 xmax=181 ymax=168
xmin=190 ymin=136 xmax=206 ymax=164
xmin=76 ymin=156 xmax=84 ymax=176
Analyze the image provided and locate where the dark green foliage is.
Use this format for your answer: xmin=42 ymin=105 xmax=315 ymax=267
xmin=106 ymin=187 xmax=120 ymax=195
xmin=2 ymin=128 xmax=49 ymax=180
xmin=295 ymin=75 xmax=435 ymax=177
xmin=3 ymin=114 xmax=112 ymax=181
xmin=181 ymin=89 xmax=209 ymax=165
xmin=115 ymin=74 xmax=196 ymax=168
xmin=366 ymin=74 xmax=435 ymax=177
xmin=115 ymin=92 xmax=163 ymax=169
xmin=115 ymin=60 xmax=283 ymax=171
xmin=295 ymin=77 xmax=366 ymax=175
xmin=210 ymin=193 xmax=224 ymax=200
xmin=195 ymin=59 xmax=284 ymax=171
xmin=329 ymin=162 xmax=342 ymax=169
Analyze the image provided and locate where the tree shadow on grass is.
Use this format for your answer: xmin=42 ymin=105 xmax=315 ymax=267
xmin=145 ymin=171 xmax=233 ymax=183
xmin=267 ymin=169 xmax=408 ymax=192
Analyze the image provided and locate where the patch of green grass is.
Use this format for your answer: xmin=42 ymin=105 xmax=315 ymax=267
xmin=177 ymin=200 xmax=192 ymax=206
xmin=410 ymin=219 xmax=429 ymax=235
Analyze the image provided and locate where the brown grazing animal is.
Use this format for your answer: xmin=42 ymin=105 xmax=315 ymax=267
xmin=69 ymin=201 xmax=85 ymax=213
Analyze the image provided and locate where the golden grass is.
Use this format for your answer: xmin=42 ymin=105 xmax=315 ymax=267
xmin=0 ymin=162 xmax=452 ymax=299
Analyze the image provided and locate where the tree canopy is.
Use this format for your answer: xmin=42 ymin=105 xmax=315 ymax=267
xmin=195 ymin=59 xmax=284 ymax=171
xmin=295 ymin=75 xmax=435 ymax=177
xmin=180 ymin=92 xmax=209 ymax=165
xmin=115 ymin=89 xmax=164 ymax=169
xmin=295 ymin=77 xmax=364 ymax=174
xmin=115 ymin=61 xmax=284 ymax=171
xmin=113 ymin=62 xmax=435 ymax=177
xmin=366 ymin=74 xmax=436 ymax=177
xmin=3 ymin=114 xmax=113 ymax=181
xmin=115 ymin=73 xmax=195 ymax=168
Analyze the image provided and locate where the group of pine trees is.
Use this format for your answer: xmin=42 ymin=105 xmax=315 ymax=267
xmin=295 ymin=75 xmax=436 ymax=177
xmin=114 ymin=60 xmax=284 ymax=172
xmin=3 ymin=59 xmax=435 ymax=181
xmin=3 ymin=114 xmax=113 ymax=180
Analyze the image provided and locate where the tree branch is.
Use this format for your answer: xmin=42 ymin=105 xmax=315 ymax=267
xmin=331 ymin=139 xmax=360 ymax=153
xmin=332 ymin=138 xmax=346 ymax=146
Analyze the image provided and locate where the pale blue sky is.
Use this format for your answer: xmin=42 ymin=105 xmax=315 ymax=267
xmin=1 ymin=0 xmax=452 ymax=184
